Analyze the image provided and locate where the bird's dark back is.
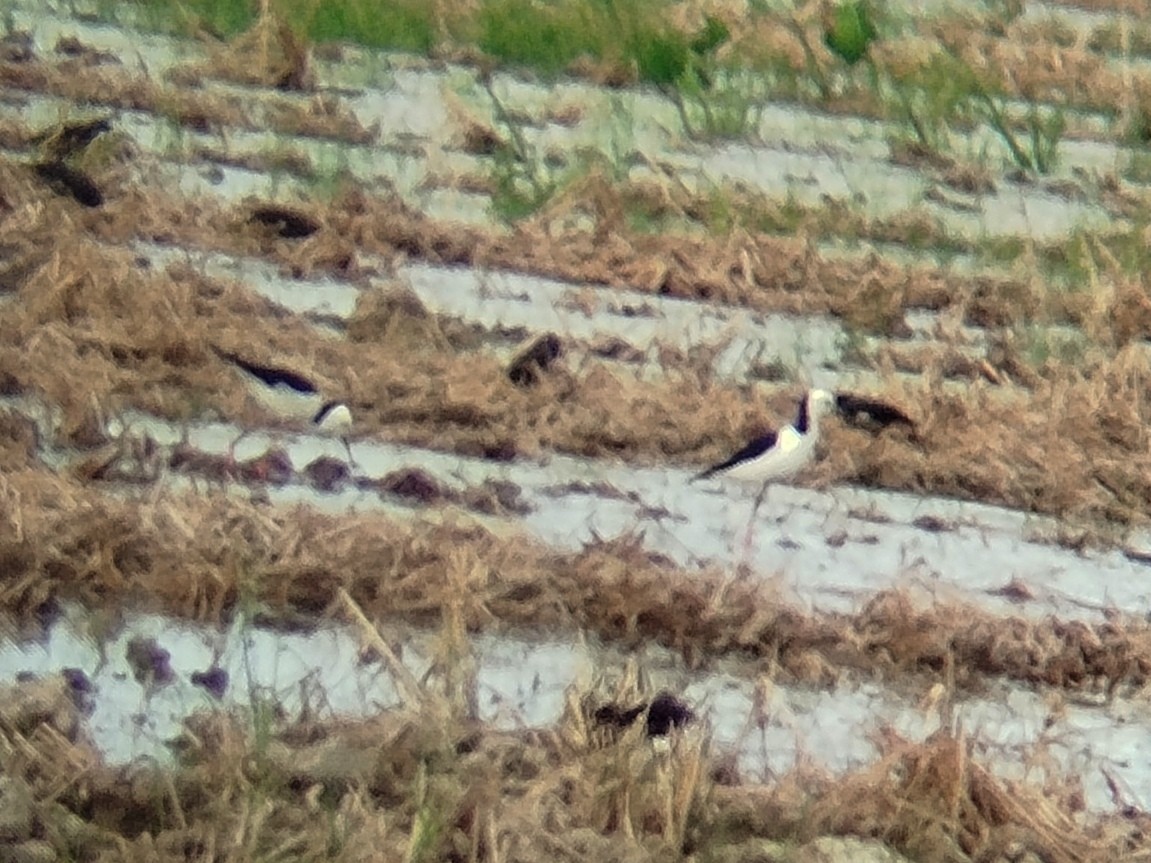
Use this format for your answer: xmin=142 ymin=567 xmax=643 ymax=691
xmin=694 ymin=430 xmax=779 ymax=480
xmin=211 ymin=345 xmax=317 ymax=394
xmin=794 ymin=393 xmax=811 ymax=434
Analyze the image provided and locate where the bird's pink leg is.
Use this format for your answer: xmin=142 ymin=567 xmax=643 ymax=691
xmin=342 ymin=437 xmax=358 ymax=475
xmin=226 ymin=430 xmax=249 ymax=477
xmin=738 ymin=483 xmax=770 ymax=567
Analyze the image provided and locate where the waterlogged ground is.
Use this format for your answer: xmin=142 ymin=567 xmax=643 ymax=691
xmin=7 ymin=608 xmax=1151 ymax=814
xmin=5 ymin=0 xmax=1151 ymax=860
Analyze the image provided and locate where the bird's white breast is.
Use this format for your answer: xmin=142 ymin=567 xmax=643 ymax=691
xmin=775 ymin=426 xmax=802 ymax=453
xmin=721 ymin=425 xmax=816 ymax=484
xmin=250 ymin=382 xmax=326 ymax=427
xmin=316 ymin=404 xmax=353 ymax=436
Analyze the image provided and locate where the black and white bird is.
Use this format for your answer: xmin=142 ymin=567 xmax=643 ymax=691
xmin=693 ymin=388 xmax=835 ymax=550
xmin=211 ymin=345 xmax=353 ymax=461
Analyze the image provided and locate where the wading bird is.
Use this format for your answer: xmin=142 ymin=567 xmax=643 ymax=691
xmin=693 ymin=388 xmax=835 ymax=554
xmin=211 ymin=345 xmax=354 ymax=466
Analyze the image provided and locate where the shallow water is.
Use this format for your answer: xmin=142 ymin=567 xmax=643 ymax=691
xmin=88 ymin=410 xmax=1151 ymax=625
xmin=136 ymin=239 xmax=848 ymax=380
xmin=2 ymin=608 xmax=1149 ymax=813
xmin=128 ymin=235 xmax=1045 ymax=426
xmin=6 ymin=0 xmax=1151 ymax=829
xmin=7 ymin=2 xmax=1142 ymax=241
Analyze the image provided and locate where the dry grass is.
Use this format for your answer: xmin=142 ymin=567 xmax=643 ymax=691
xmin=93 ymin=175 xmax=981 ymax=336
xmin=84 ymin=147 xmax=1147 ymax=341
xmin=1 ymin=635 xmax=1149 ymax=863
xmin=10 ymin=0 xmax=1150 ymax=156
xmin=6 ymin=38 xmax=1145 ymax=347
xmin=5 ymin=152 xmax=1151 ymax=527
xmin=6 ymin=18 xmax=1151 ymax=860
xmin=0 ymin=48 xmax=372 ymax=144
xmin=1 ymin=465 xmax=1150 ymax=699
xmin=0 ymin=45 xmax=1104 ymax=335
xmin=1049 ymin=0 xmax=1146 ymax=13
xmin=4 ymin=13 xmax=1151 ymax=859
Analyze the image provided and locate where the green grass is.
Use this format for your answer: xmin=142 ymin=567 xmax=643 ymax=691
xmin=823 ymin=0 xmax=877 ymax=66
xmin=108 ymin=0 xmax=437 ymax=53
xmin=279 ymin=0 xmax=438 ymax=54
xmin=885 ymin=50 xmax=980 ymax=157
xmin=109 ymin=0 xmax=258 ymax=38
xmin=475 ymin=0 xmax=598 ymax=78
xmin=97 ymin=0 xmax=1122 ymax=158
xmin=1121 ymin=106 xmax=1151 ymax=150
xmin=1016 ymin=323 xmax=1090 ymax=368
xmin=674 ymin=68 xmax=767 ymax=141
xmin=107 ymin=0 xmax=746 ymax=95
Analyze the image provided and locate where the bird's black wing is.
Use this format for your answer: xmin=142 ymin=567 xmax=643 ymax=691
xmin=211 ymin=345 xmax=317 ymax=394
xmin=692 ymin=430 xmax=778 ymax=481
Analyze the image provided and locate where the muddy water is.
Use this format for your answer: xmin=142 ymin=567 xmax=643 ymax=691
xmin=7 ymin=3 xmax=1141 ymax=238
xmin=3 ymin=609 xmax=1150 ymax=813
xmin=136 ymin=239 xmax=849 ymax=380
xmin=6 ymin=0 xmax=1151 ymax=825
xmin=86 ymin=411 xmax=1151 ymax=625
xmin=130 ymin=234 xmax=1040 ymax=414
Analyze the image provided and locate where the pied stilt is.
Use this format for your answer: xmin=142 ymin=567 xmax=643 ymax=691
xmin=693 ymin=388 xmax=835 ymax=554
xmin=210 ymin=345 xmax=354 ymax=466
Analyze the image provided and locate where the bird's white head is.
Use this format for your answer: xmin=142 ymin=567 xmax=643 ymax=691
xmin=808 ymin=388 xmax=835 ymax=416
xmin=314 ymin=402 xmax=353 ymax=436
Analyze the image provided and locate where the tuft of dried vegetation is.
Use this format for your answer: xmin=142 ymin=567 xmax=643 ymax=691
xmin=2 ymin=465 xmax=1151 ymax=700
xmin=5 ymin=6 xmax=1151 ymax=857
xmin=1 ymin=631 xmax=1148 ymax=863
xmin=4 ymin=147 xmax=1151 ymax=527
xmin=0 ymin=40 xmax=371 ymax=144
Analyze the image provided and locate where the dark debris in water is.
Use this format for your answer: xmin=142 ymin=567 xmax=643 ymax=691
xmin=34 ymin=115 xmax=113 ymax=161
xmin=303 ymin=456 xmax=350 ymax=492
xmin=239 ymin=448 xmax=295 ymax=485
xmin=456 ymin=437 xmax=519 ymax=462
xmin=507 ymin=333 xmax=563 ymax=387
xmin=835 ymin=391 xmax=916 ymax=434
xmin=169 ymin=443 xmax=297 ymax=485
xmin=987 ymin=578 xmax=1035 ymax=603
xmin=249 ymin=204 xmax=319 ymax=239
xmin=542 ymin=479 xmax=631 ymax=501
xmin=190 ymin=665 xmax=229 ymax=699
xmin=370 ymin=468 xmax=531 ymax=516
xmin=61 ymin=667 xmax=94 ymax=696
xmin=0 ymin=30 xmax=34 ymax=63
xmin=53 ymin=35 xmax=121 ymax=66
xmin=461 ymin=478 xmax=532 ymax=516
xmin=32 ymin=160 xmax=104 ymax=207
xmin=911 ymin=514 xmax=954 ymax=533
xmin=169 ymin=443 xmax=231 ymax=478
xmin=589 ymin=336 xmax=645 ymax=363
xmin=461 ymin=121 xmax=506 ymax=156
xmin=593 ymin=690 xmax=694 ymax=739
xmin=376 ymin=467 xmax=451 ymax=504
xmin=125 ymin=636 xmax=175 ymax=688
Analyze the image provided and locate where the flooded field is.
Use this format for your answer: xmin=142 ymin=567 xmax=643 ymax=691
xmin=5 ymin=0 xmax=1151 ymax=860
